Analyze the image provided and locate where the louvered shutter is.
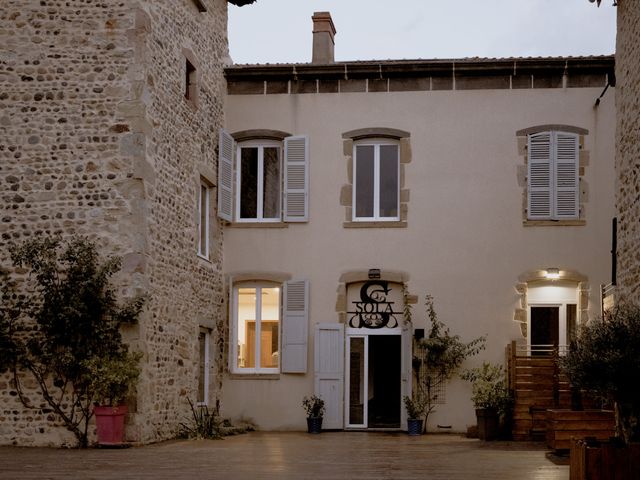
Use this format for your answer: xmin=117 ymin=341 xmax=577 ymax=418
xmin=284 ymin=136 xmax=309 ymax=222
xmin=217 ymin=129 xmax=234 ymax=221
xmin=527 ymin=132 xmax=552 ymax=219
xmin=281 ymin=279 xmax=309 ymax=373
xmin=553 ymin=132 xmax=579 ymax=219
xmin=314 ymin=323 xmax=344 ymax=429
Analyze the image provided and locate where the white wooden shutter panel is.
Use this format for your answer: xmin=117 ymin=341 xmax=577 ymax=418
xmin=281 ymin=279 xmax=309 ymax=373
xmin=217 ymin=129 xmax=234 ymax=221
xmin=553 ymin=132 xmax=579 ymax=219
xmin=284 ymin=135 xmax=309 ymax=222
xmin=314 ymin=323 xmax=344 ymax=429
xmin=227 ymin=276 xmax=235 ymax=372
xmin=527 ymin=132 xmax=552 ymax=219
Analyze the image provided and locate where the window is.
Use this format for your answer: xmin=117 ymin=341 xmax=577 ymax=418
xmin=237 ymin=141 xmax=282 ymax=221
xmin=353 ymin=140 xmax=399 ymax=221
xmin=230 ymin=278 xmax=309 ymax=374
xmin=233 ymin=282 xmax=281 ymax=373
xmin=528 ymin=131 xmax=579 ymax=220
xmin=217 ymin=130 xmax=308 ymax=223
xmin=197 ymin=181 xmax=210 ymax=258
xmin=197 ymin=328 xmax=211 ymax=405
xmin=185 ymin=58 xmax=197 ymax=102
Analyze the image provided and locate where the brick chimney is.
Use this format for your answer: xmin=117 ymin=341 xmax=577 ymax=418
xmin=311 ymin=12 xmax=336 ymax=64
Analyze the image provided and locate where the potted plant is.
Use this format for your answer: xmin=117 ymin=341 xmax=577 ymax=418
xmin=87 ymin=352 xmax=142 ymax=446
xmin=302 ymin=395 xmax=325 ymax=434
xmin=403 ymin=396 xmax=426 ymax=435
xmin=461 ymin=362 xmax=512 ymax=441
xmin=559 ymin=304 xmax=640 ymax=479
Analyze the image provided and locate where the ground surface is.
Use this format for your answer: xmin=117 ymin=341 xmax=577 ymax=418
xmin=0 ymin=432 xmax=569 ymax=480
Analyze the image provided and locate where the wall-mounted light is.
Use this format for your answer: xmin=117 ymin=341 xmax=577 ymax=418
xmin=545 ymin=268 xmax=561 ymax=280
xmin=368 ymin=268 xmax=381 ymax=279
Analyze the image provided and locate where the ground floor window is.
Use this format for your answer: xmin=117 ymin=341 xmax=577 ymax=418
xmin=197 ymin=327 xmax=211 ymax=405
xmin=233 ymin=283 xmax=281 ymax=373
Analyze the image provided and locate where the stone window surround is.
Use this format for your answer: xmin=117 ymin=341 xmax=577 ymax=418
xmin=195 ymin=165 xmax=216 ymax=262
xmin=515 ymin=124 xmax=589 ymax=226
xmin=513 ymin=269 xmax=590 ymax=339
xmin=182 ymin=48 xmax=199 ymax=109
xmin=334 ymin=270 xmax=417 ymax=324
xmin=226 ymin=130 xmax=293 ymax=228
xmin=341 ymin=128 xmax=411 ymax=228
xmin=226 ymin=271 xmax=292 ymax=380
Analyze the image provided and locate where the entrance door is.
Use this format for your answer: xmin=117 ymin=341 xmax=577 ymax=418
xmin=345 ymin=334 xmax=401 ymax=429
xmin=530 ymin=306 xmax=559 ymax=355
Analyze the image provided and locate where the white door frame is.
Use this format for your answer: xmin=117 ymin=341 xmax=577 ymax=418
xmin=527 ymin=303 xmax=566 ymax=352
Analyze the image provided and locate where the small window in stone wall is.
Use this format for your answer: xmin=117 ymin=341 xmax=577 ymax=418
xmin=197 ymin=328 xmax=211 ymax=406
xmin=191 ymin=0 xmax=207 ymax=12
xmin=198 ymin=180 xmax=210 ymax=259
xmin=185 ymin=59 xmax=197 ymax=102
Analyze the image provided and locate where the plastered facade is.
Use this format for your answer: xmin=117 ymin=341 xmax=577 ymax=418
xmin=0 ymin=0 xmax=228 ymax=446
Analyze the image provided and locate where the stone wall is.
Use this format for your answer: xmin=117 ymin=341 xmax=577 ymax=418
xmin=615 ymin=1 xmax=640 ymax=302
xmin=0 ymin=0 xmax=228 ymax=446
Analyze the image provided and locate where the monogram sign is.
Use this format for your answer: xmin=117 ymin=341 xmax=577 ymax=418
xmin=347 ymin=281 xmax=401 ymax=329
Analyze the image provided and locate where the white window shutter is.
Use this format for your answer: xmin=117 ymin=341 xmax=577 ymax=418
xmin=527 ymin=132 xmax=552 ymax=219
xmin=227 ymin=276 xmax=235 ymax=373
xmin=314 ymin=323 xmax=344 ymax=429
xmin=217 ymin=129 xmax=234 ymax=221
xmin=284 ymin=136 xmax=309 ymax=222
xmin=553 ymin=132 xmax=579 ymax=219
xmin=281 ymin=279 xmax=309 ymax=373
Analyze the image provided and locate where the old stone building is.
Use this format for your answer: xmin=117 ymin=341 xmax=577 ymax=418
xmin=615 ymin=1 xmax=640 ymax=301
xmin=0 ymin=0 xmax=248 ymax=446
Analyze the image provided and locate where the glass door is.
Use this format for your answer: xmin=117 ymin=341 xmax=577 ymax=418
xmin=346 ymin=336 xmax=367 ymax=428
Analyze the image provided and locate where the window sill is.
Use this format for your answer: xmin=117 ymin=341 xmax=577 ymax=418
xmin=228 ymin=373 xmax=281 ymax=380
xmin=227 ymin=222 xmax=289 ymax=228
xmin=197 ymin=253 xmax=211 ymax=262
xmin=343 ymin=221 xmax=407 ymax=228
xmin=523 ymin=219 xmax=585 ymax=227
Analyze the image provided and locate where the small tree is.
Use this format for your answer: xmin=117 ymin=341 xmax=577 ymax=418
xmin=0 ymin=236 xmax=145 ymax=447
xmin=560 ymin=304 xmax=640 ymax=446
xmin=412 ymin=295 xmax=485 ymax=431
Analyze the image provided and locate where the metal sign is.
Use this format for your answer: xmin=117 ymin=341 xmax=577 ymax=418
xmin=347 ymin=281 xmax=401 ymax=329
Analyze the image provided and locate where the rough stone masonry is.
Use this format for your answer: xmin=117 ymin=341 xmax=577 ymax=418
xmin=615 ymin=1 xmax=640 ymax=302
xmin=0 ymin=0 xmax=229 ymax=445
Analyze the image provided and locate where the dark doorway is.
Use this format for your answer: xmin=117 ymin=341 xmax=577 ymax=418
xmin=367 ymin=335 xmax=401 ymax=428
xmin=530 ymin=306 xmax=559 ymax=356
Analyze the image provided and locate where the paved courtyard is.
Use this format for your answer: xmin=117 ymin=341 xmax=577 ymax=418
xmin=0 ymin=432 xmax=568 ymax=480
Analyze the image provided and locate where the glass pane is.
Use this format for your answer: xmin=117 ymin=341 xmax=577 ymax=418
xmin=349 ymin=337 xmax=365 ymax=425
xmin=355 ymin=145 xmax=374 ymax=218
xmin=240 ymin=148 xmax=258 ymax=219
xmin=237 ymin=287 xmax=257 ymax=368
xmin=260 ymin=287 xmax=280 ymax=368
xmin=199 ymin=185 xmax=207 ymax=254
xmin=379 ymin=145 xmax=399 ymax=218
xmin=566 ymin=304 xmax=577 ymax=343
xmin=263 ymin=147 xmax=281 ymax=219
xmin=197 ymin=331 xmax=206 ymax=402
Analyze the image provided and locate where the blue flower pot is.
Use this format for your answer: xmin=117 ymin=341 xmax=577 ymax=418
xmin=307 ymin=417 xmax=323 ymax=434
xmin=407 ymin=418 xmax=423 ymax=436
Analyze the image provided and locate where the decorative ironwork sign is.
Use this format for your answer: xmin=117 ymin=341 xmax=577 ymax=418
xmin=347 ymin=281 xmax=401 ymax=329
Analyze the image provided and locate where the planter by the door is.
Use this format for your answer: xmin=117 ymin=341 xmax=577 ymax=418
xmin=546 ymin=409 xmax=615 ymax=451
xmin=476 ymin=408 xmax=499 ymax=441
xmin=94 ymin=405 xmax=128 ymax=446
xmin=306 ymin=417 xmax=323 ymax=434
xmin=570 ymin=438 xmax=640 ymax=480
xmin=407 ymin=418 xmax=424 ymax=436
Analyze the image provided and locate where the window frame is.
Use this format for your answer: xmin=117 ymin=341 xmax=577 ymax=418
xmin=231 ymin=281 xmax=282 ymax=375
xmin=197 ymin=181 xmax=210 ymax=259
xmin=352 ymin=139 xmax=400 ymax=222
xmin=235 ymin=139 xmax=283 ymax=223
xmin=197 ymin=328 xmax=211 ymax=406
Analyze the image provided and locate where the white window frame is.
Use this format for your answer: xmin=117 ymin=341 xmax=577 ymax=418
xmin=231 ymin=281 xmax=281 ymax=374
xmin=352 ymin=139 xmax=400 ymax=222
xmin=197 ymin=181 xmax=210 ymax=259
xmin=197 ymin=328 xmax=211 ymax=406
xmin=235 ymin=140 xmax=283 ymax=223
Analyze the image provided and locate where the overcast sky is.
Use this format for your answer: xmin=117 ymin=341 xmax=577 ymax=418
xmin=228 ymin=0 xmax=617 ymax=64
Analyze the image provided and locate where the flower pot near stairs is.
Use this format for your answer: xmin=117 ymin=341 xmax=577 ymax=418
xmin=94 ymin=405 xmax=128 ymax=446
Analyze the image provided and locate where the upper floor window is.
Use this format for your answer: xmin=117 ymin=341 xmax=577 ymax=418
xmin=218 ymin=130 xmax=309 ymax=224
xmin=197 ymin=181 xmax=210 ymax=258
xmin=237 ymin=141 xmax=282 ymax=222
xmin=353 ymin=140 xmax=399 ymax=221
xmin=527 ymin=131 xmax=579 ymax=220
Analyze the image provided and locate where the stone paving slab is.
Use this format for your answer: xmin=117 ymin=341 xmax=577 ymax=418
xmin=0 ymin=432 xmax=569 ymax=480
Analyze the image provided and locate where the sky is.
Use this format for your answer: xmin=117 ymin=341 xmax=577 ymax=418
xmin=228 ymin=0 xmax=617 ymax=65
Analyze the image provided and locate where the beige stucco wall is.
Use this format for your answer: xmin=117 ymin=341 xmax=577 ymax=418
xmin=615 ymin=1 xmax=640 ymax=302
xmin=221 ymin=85 xmax=616 ymax=432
